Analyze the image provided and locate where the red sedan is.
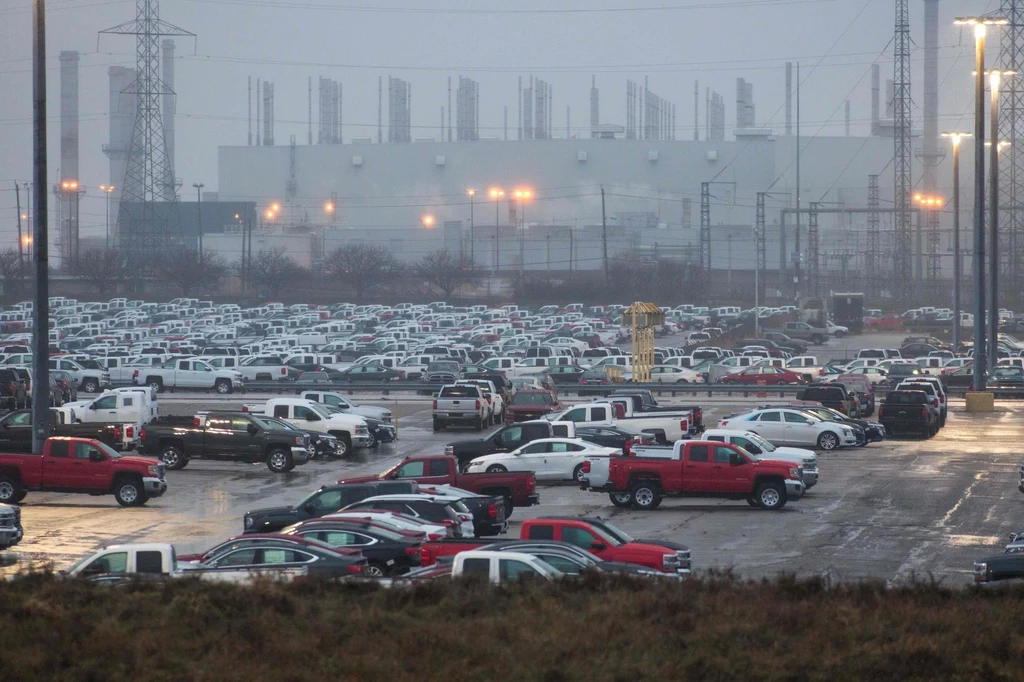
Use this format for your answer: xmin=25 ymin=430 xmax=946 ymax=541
xmin=720 ymin=366 xmax=806 ymax=385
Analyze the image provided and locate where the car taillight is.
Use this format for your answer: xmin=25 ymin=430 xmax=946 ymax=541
xmin=404 ymin=546 xmax=421 ymax=563
xmin=242 ymin=405 xmax=249 ymax=412
xmin=420 ymin=547 xmax=432 ymax=566
xmin=582 ymin=460 xmax=591 ymax=473
xmin=346 ymin=562 xmax=366 ymax=575
xmin=281 ymin=367 xmax=286 ymax=374
xmin=457 ymin=513 xmax=473 ymax=522
xmin=113 ymin=426 xmax=121 ymax=440
xmin=440 ymin=519 xmax=455 ymax=526
xmin=932 ymin=398 xmax=938 ymax=407
xmin=433 ymin=400 xmax=438 ymax=409
xmin=427 ymin=533 xmax=443 ymax=541
xmin=527 ymin=473 xmax=535 ymax=491
xmin=140 ymin=428 xmax=146 ymax=440
xmin=132 ymin=369 xmax=138 ymax=380
xmin=475 ymin=400 xmax=481 ymax=409
xmin=193 ymin=417 xmax=200 ymax=427
xmin=922 ymin=407 xmax=928 ymax=418
xmin=487 ymin=503 xmax=497 ymax=519
xmin=126 ymin=426 xmax=134 ymax=438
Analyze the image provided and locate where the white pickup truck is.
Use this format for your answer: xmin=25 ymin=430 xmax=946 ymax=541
xmin=432 ymin=384 xmax=489 ymax=432
xmin=48 ymin=357 xmax=111 ymax=394
xmin=300 ymin=391 xmax=393 ymax=422
xmin=65 ymin=390 xmax=154 ymax=432
xmin=64 ymin=543 xmax=310 ymax=584
xmin=449 ymin=549 xmax=562 ymax=583
xmin=784 ymin=356 xmax=825 ymax=382
xmin=243 ymin=397 xmax=371 ymax=455
xmin=549 ymin=400 xmax=698 ymax=443
xmin=133 ymin=357 xmax=244 ymax=394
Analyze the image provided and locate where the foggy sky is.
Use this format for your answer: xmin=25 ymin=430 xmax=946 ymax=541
xmin=0 ymin=0 xmax=998 ymax=241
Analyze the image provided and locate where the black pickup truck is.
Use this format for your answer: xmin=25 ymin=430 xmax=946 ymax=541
xmin=243 ymin=481 xmax=418 ymax=533
xmin=139 ymin=411 xmax=312 ymax=473
xmin=0 ymin=409 xmax=127 ymax=452
xmin=878 ymin=390 xmax=936 ymax=439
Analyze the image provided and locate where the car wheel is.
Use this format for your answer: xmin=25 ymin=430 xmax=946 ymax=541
xmin=609 ymin=492 xmax=633 ymax=508
xmin=267 ymin=449 xmax=293 ymax=473
xmin=475 ymin=417 xmax=483 ymax=432
xmin=215 ymin=379 xmax=232 ymax=395
xmin=365 ymin=431 xmax=377 ymax=448
xmin=365 ymin=561 xmax=387 ymax=578
xmin=0 ymin=475 xmax=22 ymax=504
xmin=147 ymin=378 xmax=163 ymax=393
xmin=817 ymin=432 xmax=839 ymax=451
xmin=486 ymin=464 xmax=508 ymax=473
xmin=82 ymin=378 xmax=99 ymax=394
xmin=631 ymin=482 xmax=662 ymax=510
xmin=432 ymin=418 xmax=444 ymax=432
xmin=572 ymin=463 xmax=586 ymax=483
xmin=114 ymin=478 xmax=146 ymax=507
xmin=161 ymin=446 xmax=188 ymax=470
xmin=756 ymin=482 xmax=787 ymax=510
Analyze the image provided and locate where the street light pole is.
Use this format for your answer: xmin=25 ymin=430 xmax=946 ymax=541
xmin=942 ymin=132 xmax=970 ymax=350
xmin=193 ymin=182 xmax=204 ymax=262
xmin=489 ymin=188 xmax=503 ymax=275
xmin=100 ymin=185 xmax=114 ymax=249
xmin=970 ymin=20 xmax=988 ymax=390
xmin=988 ymin=72 xmax=1014 ymax=369
xmin=467 ymin=189 xmax=475 ymax=264
xmin=754 ymin=224 xmax=760 ymax=337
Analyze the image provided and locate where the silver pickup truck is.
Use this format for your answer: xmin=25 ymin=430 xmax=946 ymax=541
xmin=0 ymin=503 xmax=23 ymax=551
xmin=432 ymin=384 xmax=488 ymax=432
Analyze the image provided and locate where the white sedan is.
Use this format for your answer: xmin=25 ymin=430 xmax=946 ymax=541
xmin=465 ymin=438 xmax=618 ymax=482
xmin=649 ymin=365 xmax=705 ymax=384
xmin=840 ymin=366 xmax=889 ymax=387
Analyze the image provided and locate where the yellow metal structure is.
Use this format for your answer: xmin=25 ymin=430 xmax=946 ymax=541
xmin=622 ymin=302 xmax=665 ymax=383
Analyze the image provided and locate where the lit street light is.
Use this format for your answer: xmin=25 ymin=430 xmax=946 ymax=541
xmin=941 ymin=131 xmax=971 ymax=350
xmin=986 ymin=69 xmax=1013 ymax=369
xmin=421 ymin=215 xmax=436 ymax=228
xmin=489 ymin=188 xmax=504 ymax=274
xmin=513 ymin=188 xmax=533 ymax=273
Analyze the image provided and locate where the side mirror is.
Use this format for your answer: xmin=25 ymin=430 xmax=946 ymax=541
xmin=89 ymin=450 xmax=105 ymax=462
xmin=89 ymin=403 xmax=98 ymax=410
xmin=590 ymin=541 xmax=607 ymax=551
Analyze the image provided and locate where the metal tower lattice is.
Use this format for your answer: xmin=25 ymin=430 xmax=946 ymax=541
xmin=100 ymin=0 xmax=193 ymax=260
xmin=699 ymin=182 xmax=711 ymax=273
xmin=755 ymin=192 xmax=767 ymax=302
xmin=927 ymin=211 xmax=941 ymax=288
xmin=807 ymin=202 xmax=820 ymax=296
xmin=1000 ymin=0 xmax=1024 ymax=301
xmin=893 ymin=0 xmax=914 ymax=302
xmin=867 ymin=174 xmax=880 ymax=297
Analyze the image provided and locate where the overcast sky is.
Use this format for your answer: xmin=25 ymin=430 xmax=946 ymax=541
xmin=0 ymin=0 xmax=999 ymax=239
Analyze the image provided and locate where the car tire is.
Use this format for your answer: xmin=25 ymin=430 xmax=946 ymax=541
xmin=432 ymin=418 xmax=444 ymax=432
xmin=572 ymin=463 xmax=586 ymax=483
xmin=756 ymin=482 xmax=787 ymax=510
xmin=631 ymin=481 xmax=662 ymax=510
xmin=0 ymin=475 xmax=22 ymax=504
xmin=475 ymin=417 xmax=483 ymax=432
xmin=146 ymin=378 xmax=163 ymax=393
xmin=267 ymin=449 xmax=293 ymax=473
xmin=817 ymin=431 xmax=839 ymax=451
xmin=335 ymin=435 xmax=351 ymax=457
xmin=609 ymin=492 xmax=633 ymax=507
xmin=114 ymin=477 xmax=146 ymax=507
xmin=365 ymin=431 xmax=377 ymax=449
xmin=486 ymin=464 xmax=508 ymax=473
xmin=161 ymin=446 xmax=188 ymax=470
xmin=365 ymin=561 xmax=387 ymax=578
xmin=215 ymin=379 xmax=232 ymax=395
xmin=82 ymin=378 xmax=99 ymax=394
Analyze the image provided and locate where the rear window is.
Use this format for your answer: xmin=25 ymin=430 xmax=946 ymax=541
xmin=884 ymin=391 xmax=927 ymax=405
xmin=440 ymin=386 xmax=479 ymax=398
xmin=802 ymin=388 xmax=839 ymax=399
xmin=527 ymin=524 xmax=555 ymax=540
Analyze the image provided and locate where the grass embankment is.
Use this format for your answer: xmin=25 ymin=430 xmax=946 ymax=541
xmin=0 ymin=573 xmax=1022 ymax=681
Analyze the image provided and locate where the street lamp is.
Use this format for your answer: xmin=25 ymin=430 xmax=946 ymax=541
xmin=489 ymin=188 xmax=504 ymax=274
xmin=99 ymin=185 xmax=115 ymax=249
xmin=941 ymin=129 xmax=971 ymax=349
xmin=466 ymin=189 xmax=476 ymax=263
xmin=513 ymin=188 xmax=533 ymax=273
xmin=421 ymin=215 xmax=436 ymax=228
xmin=192 ymin=182 xmax=204 ymax=261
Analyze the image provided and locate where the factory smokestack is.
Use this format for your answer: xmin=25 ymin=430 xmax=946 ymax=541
xmin=59 ymin=51 xmax=79 ymax=183
xmin=921 ymin=0 xmax=939 ymax=190
xmin=590 ymin=75 xmax=599 ymax=138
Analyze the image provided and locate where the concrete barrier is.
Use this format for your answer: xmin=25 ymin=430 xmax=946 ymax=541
xmin=965 ymin=392 xmax=995 ymax=413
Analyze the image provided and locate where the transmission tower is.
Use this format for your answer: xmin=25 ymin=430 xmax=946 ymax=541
xmin=807 ymin=203 xmax=820 ymax=296
xmin=867 ymin=175 xmax=880 ymax=298
xmin=100 ymin=0 xmax=194 ymax=261
xmin=1000 ymin=0 xmax=1024 ymax=303
xmin=893 ymin=0 xmax=914 ymax=302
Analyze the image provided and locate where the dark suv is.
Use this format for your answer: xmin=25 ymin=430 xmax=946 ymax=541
xmin=878 ymin=390 xmax=936 ymax=438
xmin=242 ymin=481 xmax=418 ymax=534
xmin=796 ymin=384 xmax=856 ymax=416
xmin=0 ymin=368 xmax=28 ymax=410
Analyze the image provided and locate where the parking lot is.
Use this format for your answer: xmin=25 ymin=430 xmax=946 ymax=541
xmin=3 ymin=386 xmax=1019 ymax=586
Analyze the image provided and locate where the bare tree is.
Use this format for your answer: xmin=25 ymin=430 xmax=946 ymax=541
xmin=157 ymin=249 xmax=227 ymax=296
xmin=239 ymin=248 xmax=309 ymax=298
xmin=324 ymin=243 xmax=397 ymax=302
xmin=71 ymin=249 xmax=134 ymax=298
xmin=418 ymin=249 xmax=482 ymax=298
xmin=0 ymin=250 xmax=24 ymax=296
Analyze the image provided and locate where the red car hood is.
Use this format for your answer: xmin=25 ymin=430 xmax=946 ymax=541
xmin=117 ymin=455 xmax=162 ymax=468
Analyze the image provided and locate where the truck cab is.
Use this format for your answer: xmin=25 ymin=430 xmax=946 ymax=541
xmin=450 ymin=549 xmax=562 ymax=583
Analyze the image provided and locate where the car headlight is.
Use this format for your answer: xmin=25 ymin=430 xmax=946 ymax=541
xmin=147 ymin=465 xmax=160 ymax=476
xmin=295 ymin=436 xmax=304 ymax=446
xmin=444 ymin=445 xmax=454 ymax=456
xmin=788 ymin=467 xmax=801 ymax=480
xmin=245 ymin=516 xmax=254 ymax=529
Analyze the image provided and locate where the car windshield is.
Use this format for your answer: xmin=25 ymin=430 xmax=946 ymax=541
xmin=308 ymin=403 xmax=333 ymax=418
xmin=428 ymin=362 xmax=459 ymax=372
xmin=593 ymin=521 xmax=632 ymax=544
xmin=255 ymin=416 xmax=295 ymax=431
xmin=514 ymin=393 xmax=553 ymax=406
xmin=746 ymin=432 xmax=775 ymax=452
xmin=96 ymin=441 xmax=122 ymax=459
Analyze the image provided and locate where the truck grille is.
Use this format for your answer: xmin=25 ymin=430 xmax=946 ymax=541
xmin=0 ymin=515 xmax=11 ymax=528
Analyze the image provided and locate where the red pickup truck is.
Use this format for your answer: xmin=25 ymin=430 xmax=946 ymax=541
xmin=593 ymin=440 xmax=805 ymax=511
xmin=0 ymin=437 xmax=167 ymax=507
xmin=417 ymin=516 xmax=692 ymax=575
xmin=337 ymin=455 xmax=539 ymax=514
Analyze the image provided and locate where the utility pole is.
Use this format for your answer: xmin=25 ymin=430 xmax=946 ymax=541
xmin=601 ymin=186 xmax=608 ymax=284
xmin=193 ymin=182 xmax=204 ymax=262
xmin=15 ymin=183 xmax=23 ymax=274
xmin=794 ymin=62 xmax=801 ymax=301
xmin=32 ymin=0 xmax=50 ymax=455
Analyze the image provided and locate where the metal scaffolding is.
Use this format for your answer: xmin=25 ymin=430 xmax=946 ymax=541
xmin=893 ymin=0 xmax=914 ymax=302
xmin=100 ymin=0 xmax=193 ymax=260
xmin=866 ymin=174 xmax=881 ymax=297
xmin=1000 ymin=0 xmax=1024 ymax=300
